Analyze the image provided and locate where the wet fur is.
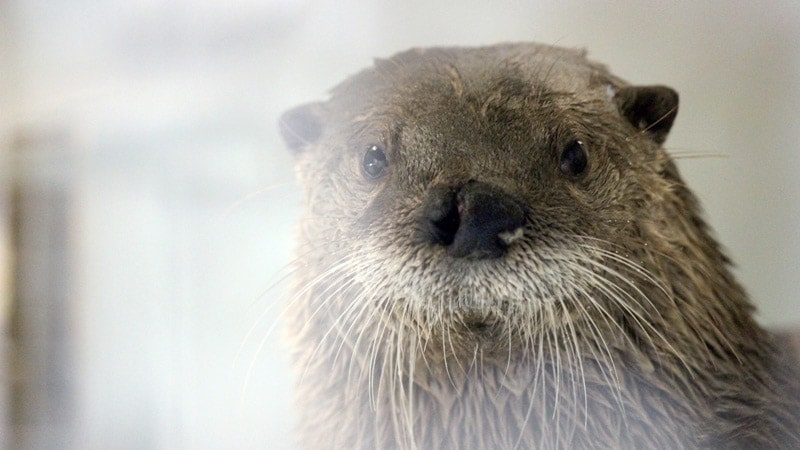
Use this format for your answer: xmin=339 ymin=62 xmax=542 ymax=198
xmin=280 ymin=43 xmax=800 ymax=449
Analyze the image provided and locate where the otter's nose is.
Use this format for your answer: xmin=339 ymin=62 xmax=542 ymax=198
xmin=421 ymin=181 xmax=526 ymax=259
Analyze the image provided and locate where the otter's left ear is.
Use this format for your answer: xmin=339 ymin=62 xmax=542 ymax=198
xmin=279 ymin=102 xmax=325 ymax=154
xmin=613 ymin=86 xmax=679 ymax=144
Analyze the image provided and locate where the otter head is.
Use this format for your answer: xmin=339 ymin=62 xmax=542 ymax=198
xmin=279 ymin=44 xmax=688 ymax=367
xmin=276 ymin=44 xmax=800 ymax=450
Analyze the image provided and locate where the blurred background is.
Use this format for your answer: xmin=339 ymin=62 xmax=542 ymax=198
xmin=1 ymin=1 xmax=798 ymax=449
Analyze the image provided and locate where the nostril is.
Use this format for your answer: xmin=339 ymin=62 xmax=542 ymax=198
xmin=427 ymin=189 xmax=460 ymax=246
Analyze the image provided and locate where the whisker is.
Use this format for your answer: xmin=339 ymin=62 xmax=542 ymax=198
xmin=215 ymin=181 xmax=298 ymax=223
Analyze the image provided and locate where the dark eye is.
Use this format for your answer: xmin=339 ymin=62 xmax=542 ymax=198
xmin=362 ymin=144 xmax=388 ymax=179
xmin=559 ymin=140 xmax=588 ymax=178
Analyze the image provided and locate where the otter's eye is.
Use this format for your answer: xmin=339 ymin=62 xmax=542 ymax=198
xmin=559 ymin=140 xmax=588 ymax=178
xmin=362 ymin=144 xmax=388 ymax=179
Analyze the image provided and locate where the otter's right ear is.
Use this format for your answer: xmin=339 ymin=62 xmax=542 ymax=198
xmin=613 ymin=86 xmax=679 ymax=144
xmin=279 ymin=102 xmax=325 ymax=154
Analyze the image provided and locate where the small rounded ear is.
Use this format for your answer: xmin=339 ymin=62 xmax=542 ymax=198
xmin=613 ymin=86 xmax=679 ymax=144
xmin=279 ymin=102 xmax=325 ymax=154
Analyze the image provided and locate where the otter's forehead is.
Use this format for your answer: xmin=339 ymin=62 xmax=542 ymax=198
xmin=330 ymin=43 xmax=620 ymax=115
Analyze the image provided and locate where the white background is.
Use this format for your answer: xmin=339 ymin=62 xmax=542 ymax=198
xmin=1 ymin=1 xmax=799 ymax=449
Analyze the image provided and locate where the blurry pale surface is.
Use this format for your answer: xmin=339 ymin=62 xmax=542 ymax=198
xmin=1 ymin=1 xmax=798 ymax=449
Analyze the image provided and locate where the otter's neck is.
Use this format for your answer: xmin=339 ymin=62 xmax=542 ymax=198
xmin=289 ymin=317 xmax=720 ymax=450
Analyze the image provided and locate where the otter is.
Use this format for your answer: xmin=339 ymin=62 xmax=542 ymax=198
xmin=277 ymin=43 xmax=800 ymax=449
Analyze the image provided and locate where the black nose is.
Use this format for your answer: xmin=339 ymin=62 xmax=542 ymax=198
xmin=421 ymin=181 xmax=526 ymax=259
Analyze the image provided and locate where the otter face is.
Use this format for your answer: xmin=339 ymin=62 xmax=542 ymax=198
xmin=280 ymin=44 xmax=679 ymax=360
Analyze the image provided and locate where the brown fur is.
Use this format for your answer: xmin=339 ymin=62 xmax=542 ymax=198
xmin=279 ymin=43 xmax=800 ymax=449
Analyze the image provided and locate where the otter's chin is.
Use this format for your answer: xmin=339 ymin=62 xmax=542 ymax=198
xmin=450 ymin=307 xmax=507 ymax=337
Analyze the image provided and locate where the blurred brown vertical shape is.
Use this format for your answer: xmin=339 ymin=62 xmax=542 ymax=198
xmin=9 ymin=128 xmax=78 ymax=450
xmin=1 ymin=1 xmax=15 ymax=447
xmin=1 ymin=166 xmax=11 ymax=446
